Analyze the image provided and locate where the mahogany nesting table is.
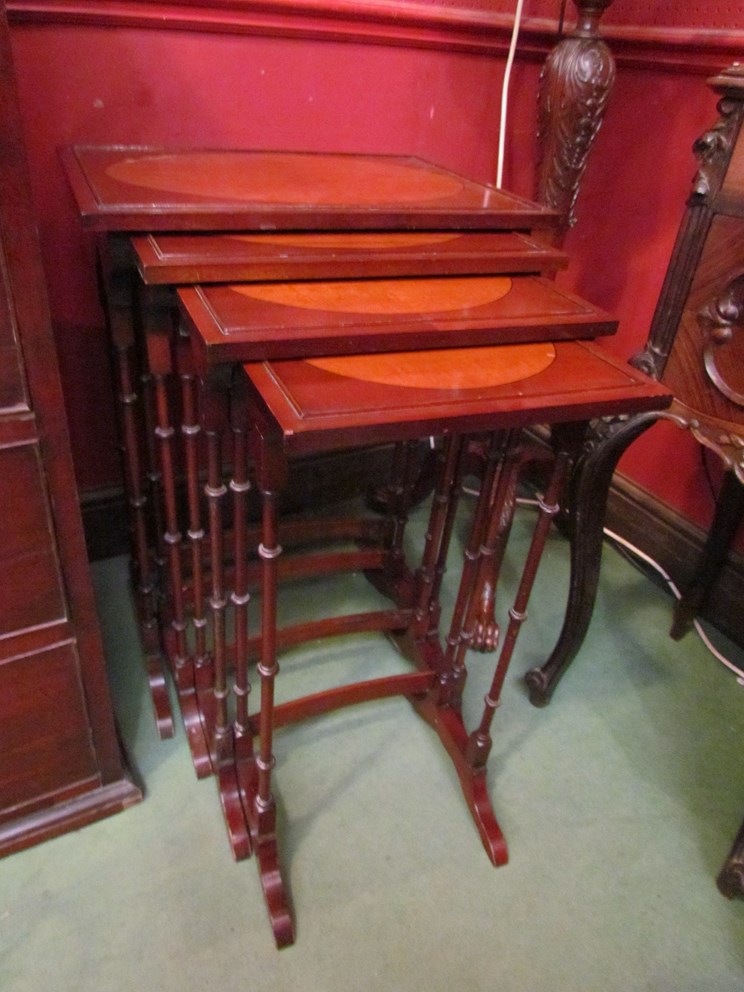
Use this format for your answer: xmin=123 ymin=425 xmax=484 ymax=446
xmin=226 ymin=339 xmax=670 ymax=945
xmin=60 ymin=146 xmax=672 ymax=946
xmin=61 ymin=145 xmax=572 ymax=740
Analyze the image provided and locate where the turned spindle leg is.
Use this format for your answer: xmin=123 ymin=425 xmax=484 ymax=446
xmin=100 ymin=242 xmax=173 ymax=738
xmin=202 ymin=377 xmax=232 ymax=778
xmin=153 ymin=373 xmax=190 ymax=689
xmin=466 ymin=450 xmax=569 ymax=769
xmin=140 ymin=368 xmax=166 ymax=598
xmin=405 ymin=435 xmax=466 ymax=672
xmin=468 ymin=434 xmax=524 ymax=655
xmin=168 ymin=363 xmax=216 ymax=777
xmin=179 ymin=370 xmax=210 ymax=688
xmin=445 ymin=430 xmax=523 ymax=709
xmin=251 ymin=480 xmax=294 ymax=948
xmin=151 ymin=364 xmax=213 ymax=772
xmin=439 ymin=432 xmax=508 ymax=705
xmin=218 ymin=378 xmax=252 ymax=860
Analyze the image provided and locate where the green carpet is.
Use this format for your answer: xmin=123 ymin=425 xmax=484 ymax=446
xmin=2 ymin=499 xmax=742 ymax=990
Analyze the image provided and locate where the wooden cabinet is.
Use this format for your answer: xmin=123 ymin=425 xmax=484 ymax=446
xmin=0 ymin=0 xmax=141 ymax=855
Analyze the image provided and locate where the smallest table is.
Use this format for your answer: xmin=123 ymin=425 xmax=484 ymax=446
xmin=216 ymin=339 xmax=671 ymax=947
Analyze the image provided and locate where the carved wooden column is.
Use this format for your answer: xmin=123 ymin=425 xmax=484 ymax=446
xmin=535 ymin=0 xmax=616 ymax=235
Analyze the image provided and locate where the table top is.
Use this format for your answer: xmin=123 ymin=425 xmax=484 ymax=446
xmin=61 ymin=147 xmax=560 ymax=232
xmin=179 ymin=273 xmax=616 ymax=367
xmin=241 ymin=339 xmax=672 ymax=455
xmin=131 ymin=230 xmax=568 ymax=284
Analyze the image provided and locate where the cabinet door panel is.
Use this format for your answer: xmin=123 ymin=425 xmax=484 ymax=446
xmin=0 ymin=642 xmax=98 ymax=816
xmin=0 ymin=239 xmax=28 ymax=413
xmin=0 ymin=443 xmax=65 ymax=636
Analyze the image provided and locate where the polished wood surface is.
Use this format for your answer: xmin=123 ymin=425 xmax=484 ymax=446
xmin=306 ymin=343 xmax=556 ymax=388
xmin=132 ymin=230 xmax=568 ymax=284
xmin=61 ymin=146 xmax=560 ymax=232
xmin=180 ymin=275 xmax=616 ymax=367
xmin=0 ymin=0 xmax=140 ymax=854
xmin=242 ymin=340 xmax=670 ymax=456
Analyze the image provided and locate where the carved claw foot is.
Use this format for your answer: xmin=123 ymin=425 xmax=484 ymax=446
xmin=472 ymin=618 xmax=500 ymax=653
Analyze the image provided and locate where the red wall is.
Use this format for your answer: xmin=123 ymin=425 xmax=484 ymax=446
xmin=6 ymin=2 xmax=743 ymax=550
xmin=9 ymin=19 xmax=516 ymax=491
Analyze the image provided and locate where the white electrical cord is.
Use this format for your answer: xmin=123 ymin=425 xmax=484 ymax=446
xmin=603 ymin=526 xmax=744 ymax=686
xmin=496 ymin=0 xmax=526 ymax=189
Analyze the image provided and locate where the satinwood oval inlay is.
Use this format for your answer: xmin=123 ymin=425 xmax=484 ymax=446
xmin=105 ymin=152 xmax=464 ymax=205
xmin=307 ymin=343 xmax=556 ymax=390
xmin=231 ymin=275 xmax=512 ymax=315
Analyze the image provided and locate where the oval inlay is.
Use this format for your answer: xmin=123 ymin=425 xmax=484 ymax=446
xmin=232 ymin=276 xmax=512 ymax=315
xmin=307 ymin=343 xmax=556 ymax=390
xmin=105 ymin=152 xmax=464 ymax=205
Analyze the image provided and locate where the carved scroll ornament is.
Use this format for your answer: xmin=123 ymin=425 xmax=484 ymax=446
xmin=698 ymin=274 xmax=744 ymax=408
xmin=690 ymin=97 xmax=741 ymax=203
xmin=535 ymin=0 xmax=616 ymax=233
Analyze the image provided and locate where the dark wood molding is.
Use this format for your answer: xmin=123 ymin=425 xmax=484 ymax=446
xmin=7 ymin=0 xmax=744 ymax=72
xmin=605 ymin=472 xmax=744 ymax=650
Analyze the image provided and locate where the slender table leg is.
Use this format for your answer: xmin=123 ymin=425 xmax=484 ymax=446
xmin=444 ymin=430 xmax=522 ymax=709
xmin=396 ymin=434 xmax=467 ymax=681
xmin=202 ymin=371 xmax=232 ymax=773
xmin=145 ymin=301 xmax=214 ymax=774
xmin=218 ymin=372 xmax=252 ymax=860
xmin=524 ymin=413 xmax=661 ymax=706
xmin=412 ymin=430 xmax=522 ymax=866
xmin=412 ymin=435 xmax=468 ymax=648
xmin=179 ymin=366 xmax=211 ymax=690
xmin=99 ymin=241 xmax=174 ymax=737
xmin=416 ymin=433 xmax=571 ymax=866
xmin=466 ymin=450 xmax=569 ymax=768
xmin=244 ymin=428 xmax=294 ymax=948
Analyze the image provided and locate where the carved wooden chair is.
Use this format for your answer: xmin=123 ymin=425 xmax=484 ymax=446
xmin=524 ymin=59 xmax=744 ymax=899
